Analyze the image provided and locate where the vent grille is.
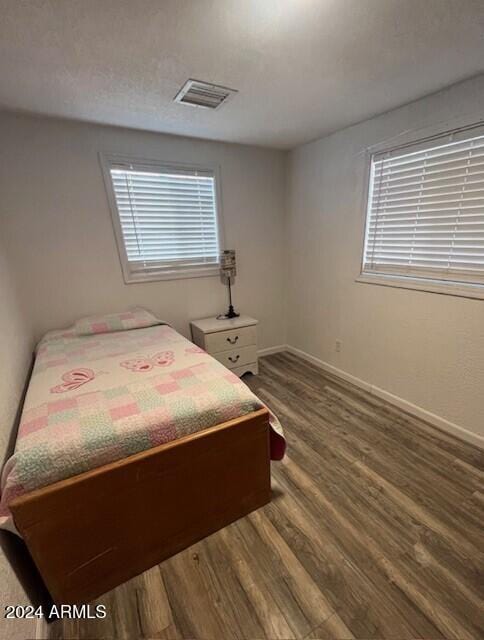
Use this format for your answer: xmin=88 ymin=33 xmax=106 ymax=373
xmin=174 ymin=79 xmax=237 ymax=110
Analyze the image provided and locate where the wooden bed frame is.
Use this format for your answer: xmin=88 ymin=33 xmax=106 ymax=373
xmin=10 ymin=408 xmax=271 ymax=605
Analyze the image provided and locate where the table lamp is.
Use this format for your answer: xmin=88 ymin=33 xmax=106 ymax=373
xmin=218 ymin=250 xmax=240 ymax=319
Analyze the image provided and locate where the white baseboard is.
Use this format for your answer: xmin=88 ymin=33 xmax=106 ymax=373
xmin=258 ymin=345 xmax=286 ymax=357
xmin=283 ymin=345 xmax=484 ymax=450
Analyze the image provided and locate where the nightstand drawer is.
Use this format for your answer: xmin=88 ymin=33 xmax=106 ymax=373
xmin=205 ymin=326 xmax=257 ymax=354
xmin=214 ymin=345 xmax=257 ymax=369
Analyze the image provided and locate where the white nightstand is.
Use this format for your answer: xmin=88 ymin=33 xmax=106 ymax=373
xmin=190 ymin=315 xmax=259 ymax=377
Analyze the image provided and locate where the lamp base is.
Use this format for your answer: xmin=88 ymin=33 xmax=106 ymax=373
xmin=217 ymin=305 xmax=240 ymax=320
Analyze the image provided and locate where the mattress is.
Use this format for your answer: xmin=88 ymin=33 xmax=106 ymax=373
xmin=0 ymin=313 xmax=284 ymax=534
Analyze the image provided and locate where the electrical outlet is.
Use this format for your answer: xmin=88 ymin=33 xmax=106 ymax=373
xmin=335 ymin=340 xmax=342 ymax=353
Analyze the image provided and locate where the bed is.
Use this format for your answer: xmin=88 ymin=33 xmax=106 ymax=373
xmin=0 ymin=308 xmax=285 ymax=604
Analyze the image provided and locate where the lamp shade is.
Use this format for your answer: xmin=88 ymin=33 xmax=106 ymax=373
xmin=220 ymin=249 xmax=237 ymax=278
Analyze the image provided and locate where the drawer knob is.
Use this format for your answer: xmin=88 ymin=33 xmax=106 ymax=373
xmin=228 ymin=354 xmax=240 ymax=363
xmin=227 ymin=336 xmax=239 ymax=345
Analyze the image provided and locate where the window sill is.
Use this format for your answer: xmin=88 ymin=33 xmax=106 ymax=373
xmin=125 ymin=266 xmax=220 ymax=284
xmin=356 ymin=273 xmax=484 ymax=301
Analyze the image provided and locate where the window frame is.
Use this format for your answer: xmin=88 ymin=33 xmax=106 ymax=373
xmin=100 ymin=153 xmax=225 ymax=284
xmin=357 ymin=121 xmax=484 ymax=301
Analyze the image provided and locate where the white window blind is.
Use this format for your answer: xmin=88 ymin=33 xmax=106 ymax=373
xmin=362 ymin=127 xmax=484 ymax=290
xmin=104 ymin=158 xmax=221 ymax=282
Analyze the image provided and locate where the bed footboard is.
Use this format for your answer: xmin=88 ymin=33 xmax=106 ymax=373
xmin=10 ymin=408 xmax=271 ymax=604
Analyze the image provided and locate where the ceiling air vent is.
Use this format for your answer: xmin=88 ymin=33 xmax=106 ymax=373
xmin=174 ymin=79 xmax=237 ymax=110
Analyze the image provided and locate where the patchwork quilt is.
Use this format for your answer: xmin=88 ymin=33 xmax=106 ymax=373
xmin=0 ymin=317 xmax=285 ymax=534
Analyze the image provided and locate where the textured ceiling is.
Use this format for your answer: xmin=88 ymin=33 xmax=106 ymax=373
xmin=0 ymin=0 xmax=483 ymax=149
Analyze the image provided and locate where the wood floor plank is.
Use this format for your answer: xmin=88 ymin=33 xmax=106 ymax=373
xmin=274 ymin=352 xmax=483 ymax=468
xmin=248 ymin=509 xmax=335 ymax=628
xmin=321 ymin=385 xmax=481 ymax=501
xmin=280 ymin=413 xmax=483 ymax=583
xmin=304 ymin=612 xmax=355 ymax=640
xmin=256 ymin=361 xmax=484 ymax=563
xmin=47 ymin=351 xmax=484 ymax=640
xmin=198 ymin=532 xmax=266 ymax=640
xmin=230 ymin=519 xmax=317 ymax=637
xmin=133 ymin=566 xmax=173 ymax=638
xmin=109 ymin=581 xmax=144 ymax=640
xmin=377 ymin=552 xmax=482 ymax=640
xmin=152 ymin=621 xmax=184 ymax=639
xmin=279 ymin=430 xmax=417 ymax=562
xmin=262 ymin=356 xmax=482 ymax=505
xmin=270 ymin=464 xmax=445 ymax=639
xmin=283 ymin=421 xmax=484 ymax=597
xmin=159 ymin=542 xmax=230 ymax=639
xmin=218 ymin=523 xmax=297 ymax=639
xmin=352 ymin=458 xmax=481 ymax=558
xmin=279 ymin=458 xmax=480 ymax=639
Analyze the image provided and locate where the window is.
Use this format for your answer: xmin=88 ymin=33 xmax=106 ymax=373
xmin=360 ymin=125 xmax=484 ymax=298
xmin=102 ymin=155 xmax=222 ymax=282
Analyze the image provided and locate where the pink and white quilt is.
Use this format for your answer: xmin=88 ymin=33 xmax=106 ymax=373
xmin=0 ymin=312 xmax=285 ymax=534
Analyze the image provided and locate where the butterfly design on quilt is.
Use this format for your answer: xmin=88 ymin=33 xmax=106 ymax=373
xmin=120 ymin=351 xmax=175 ymax=372
xmin=50 ymin=368 xmax=96 ymax=393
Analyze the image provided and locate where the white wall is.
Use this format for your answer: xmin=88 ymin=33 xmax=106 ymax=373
xmin=0 ymin=239 xmax=37 ymax=640
xmin=287 ymin=74 xmax=484 ymax=442
xmin=0 ymin=112 xmax=286 ymax=350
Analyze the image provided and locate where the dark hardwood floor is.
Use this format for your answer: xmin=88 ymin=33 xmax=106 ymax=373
xmin=45 ymin=352 xmax=484 ymax=640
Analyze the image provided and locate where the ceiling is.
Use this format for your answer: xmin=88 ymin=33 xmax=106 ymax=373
xmin=0 ymin=0 xmax=483 ymax=150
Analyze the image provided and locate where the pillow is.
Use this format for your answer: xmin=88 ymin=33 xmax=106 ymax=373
xmin=74 ymin=307 xmax=161 ymax=336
